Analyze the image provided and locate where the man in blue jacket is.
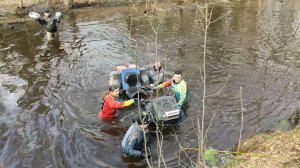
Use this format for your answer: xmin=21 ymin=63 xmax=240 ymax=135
xmin=121 ymin=114 xmax=150 ymax=158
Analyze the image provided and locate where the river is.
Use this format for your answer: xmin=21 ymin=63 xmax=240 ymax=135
xmin=1 ymin=0 xmax=300 ymax=167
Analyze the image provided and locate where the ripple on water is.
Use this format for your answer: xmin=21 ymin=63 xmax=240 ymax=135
xmin=0 ymin=74 xmax=27 ymax=123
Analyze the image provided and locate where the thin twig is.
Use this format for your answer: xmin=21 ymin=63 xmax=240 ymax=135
xmin=193 ymin=91 xmax=203 ymax=102
xmin=206 ymin=74 xmax=230 ymax=97
xmin=128 ymin=0 xmax=138 ymax=13
xmin=268 ymin=22 xmax=300 ymax=59
xmin=172 ymin=132 xmax=197 ymax=166
xmin=196 ymin=2 xmax=206 ymax=32
xmin=158 ymin=130 xmax=167 ymax=167
xmin=237 ymin=87 xmax=244 ymax=152
xmin=203 ymin=113 xmax=216 ymax=143
xmin=208 ymin=4 xmax=214 ymax=26
xmin=199 ymin=66 xmax=204 ymax=83
xmin=210 ymin=11 xmax=231 ymax=25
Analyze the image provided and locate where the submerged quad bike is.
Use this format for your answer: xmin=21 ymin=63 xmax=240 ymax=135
xmin=109 ymin=65 xmax=180 ymax=124
xmin=109 ymin=64 xmax=173 ymax=100
xmin=109 ymin=65 xmax=151 ymax=99
xmin=140 ymin=96 xmax=181 ymax=125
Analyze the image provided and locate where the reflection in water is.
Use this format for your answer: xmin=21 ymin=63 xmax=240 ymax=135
xmin=1 ymin=1 xmax=300 ymax=167
xmin=101 ymin=127 xmax=125 ymax=137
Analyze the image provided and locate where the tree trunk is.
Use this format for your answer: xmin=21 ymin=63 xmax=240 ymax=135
xmin=19 ymin=0 xmax=23 ymax=9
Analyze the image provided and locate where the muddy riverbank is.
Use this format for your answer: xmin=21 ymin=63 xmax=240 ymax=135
xmin=225 ymin=125 xmax=300 ymax=168
xmin=0 ymin=0 xmax=189 ymax=24
xmin=0 ymin=0 xmax=130 ymax=24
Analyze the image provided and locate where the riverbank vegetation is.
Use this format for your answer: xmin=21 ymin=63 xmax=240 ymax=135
xmin=0 ymin=0 xmax=195 ymax=16
xmin=0 ymin=0 xmax=196 ymax=24
xmin=225 ymin=125 xmax=300 ymax=168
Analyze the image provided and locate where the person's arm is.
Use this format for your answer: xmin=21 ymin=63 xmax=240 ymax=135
xmin=36 ymin=18 xmax=47 ymax=26
xmin=155 ymin=79 xmax=172 ymax=89
xmin=143 ymin=64 xmax=153 ymax=70
xmin=108 ymin=98 xmax=134 ymax=109
xmin=55 ymin=12 xmax=63 ymax=23
xmin=153 ymin=69 xmax=165 ymax=85
xmin=177 ymin=82 xmax=187 ymax=108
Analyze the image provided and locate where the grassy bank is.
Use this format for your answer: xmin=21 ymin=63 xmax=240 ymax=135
xmin=225 ymin=126 xmax=300 ymax=168
xmin=0 ymin=0 xmax=132 ymax=24
xmin=0 ymin=0 xmax=194 ymax=24
xmin=0 ymin=0 xmax=129 ymax=17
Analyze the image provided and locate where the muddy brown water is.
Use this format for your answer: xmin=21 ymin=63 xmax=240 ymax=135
xmin=1 ymin=1 xmax=300 ymax=167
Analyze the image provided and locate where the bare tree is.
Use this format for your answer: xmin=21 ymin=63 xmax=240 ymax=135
xmin=195 ymin=0 xmax=230 ymax=165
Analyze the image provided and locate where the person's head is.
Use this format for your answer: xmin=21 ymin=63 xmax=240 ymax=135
xmin=108 ymin=85 xmax=120 ymax=98
xmin=153 ymin=60 xmax=161 ymax=71
xmin=44 ymin=7 xmax=51 ymax=18
xmin=137 ymin=114 xmax=150 ymax=129
xmin=173 ymin=71 xmax=183 ymax=84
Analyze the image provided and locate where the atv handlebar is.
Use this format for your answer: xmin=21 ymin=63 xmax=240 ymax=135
xmin=134 ymin=98 xmax=150 ymax=106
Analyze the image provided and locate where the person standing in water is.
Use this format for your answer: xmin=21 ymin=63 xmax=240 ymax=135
xmin=155 ymin=71 xmax=189 ymax=112
xmin=98 ymin=85 xmax=135 ymax=119
xmin=121 ymin=114 xmax=150 ymax=158
xmin=30 ymin=7 xmax=63 ymax=41
xmin=143 ymin=59 xmax=165 ymax=87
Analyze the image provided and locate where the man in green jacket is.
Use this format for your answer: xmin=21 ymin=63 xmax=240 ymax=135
xmin=155 ymin=71 xmax=189 ymax=111
xmin=33 ymin=7 xmax=63 ymax=41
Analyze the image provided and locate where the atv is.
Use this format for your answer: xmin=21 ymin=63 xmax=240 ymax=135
xmin=139 ymin=96 xmax=180 ymax=125
xmin=109 ymin=65 xmax=151 ymax=99
xmin=109 ymin=64 xmax=174 ymax=100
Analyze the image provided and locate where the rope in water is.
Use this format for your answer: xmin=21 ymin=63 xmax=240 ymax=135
xmin=182 ymin=147 xmax=262 ymax=157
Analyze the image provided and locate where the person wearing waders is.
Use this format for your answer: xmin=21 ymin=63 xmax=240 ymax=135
xmin=29 ymin=7 xmax=63 ymax=41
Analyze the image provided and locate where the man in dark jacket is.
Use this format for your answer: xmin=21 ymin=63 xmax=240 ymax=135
xmin=121 ymin=114 xmax=150 ymax=158
xmin=33 ymin=7 xmax=62 ymax=41
xmin=144 ymin=59 xmax=165 ymax=87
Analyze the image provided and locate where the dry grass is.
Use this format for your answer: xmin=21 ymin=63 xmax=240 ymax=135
xmin=0 ymin=0 xmax=42 ymax=17
xmin=0 ymin=0 xmax=100 ymax=6
xmin=225 ymin=126 xmax=300 ymax=168
xmin=0 ymin=0 xmax=92 ymax=14
xmin=0 ymin=0 xmax=39 ymax=6
xmin=0 ymin=0 xmax=196 ymax=24
xmin=0 ymin=0 xmax=197 ymax=16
